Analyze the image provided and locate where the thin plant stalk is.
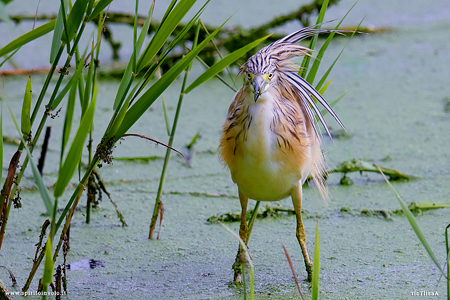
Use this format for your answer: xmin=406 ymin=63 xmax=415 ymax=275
xmin=242 ymin=264 xmax=246 ymax=300
xmin=149 ymin=20 xmax=201 ymax=239
xmin=221 ymin=223 xmax=254 ymax=299
xmin=148 ymin=71 xmax=188 ymax=238
xmin=199 ymin=19 xmax=235 ymax=87
xmin=282 ymin=245 xmax=305 ymax=300
xmin=312 ymin=220 xmax=320 ymax=300
xmin=194 ymin=54 xmax=237 ymax=92
xmin=446 ymin=224 xmax=450 ymax=299
xmin=246 ymin=201 xmax=260 ymax=244
xmin=377 ymin=166 xmax=446 ymax=277
xmin=86 ymin=41 xmax=99 ymax=224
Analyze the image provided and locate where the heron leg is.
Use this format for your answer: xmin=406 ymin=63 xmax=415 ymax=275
xmin=292 ymin=184 xmax=313 ymax=282
xmin=232 ymin=190 xmax=249 ymax=283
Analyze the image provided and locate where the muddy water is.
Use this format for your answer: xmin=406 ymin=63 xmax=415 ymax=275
xmin=1 ymin=0 xmax=450 ymax=299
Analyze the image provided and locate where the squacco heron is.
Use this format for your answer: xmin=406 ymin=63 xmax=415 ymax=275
xmin=219 ymin=25 xmax=345 ymax=283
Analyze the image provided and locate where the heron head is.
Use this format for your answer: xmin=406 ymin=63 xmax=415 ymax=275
xmin=246 ymin=72 xmax=275 ymax=102
xmin=241 ymin=51 xmax=278 ymax=102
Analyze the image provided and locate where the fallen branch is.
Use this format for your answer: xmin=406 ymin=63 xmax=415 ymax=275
xmin=326 ymin=159 xmax=414 ymax=185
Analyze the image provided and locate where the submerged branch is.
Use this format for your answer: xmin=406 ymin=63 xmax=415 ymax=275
xmin=324 ymin=159 xmax=415 ymax=185
xmin=207 ymin=201 xmax=450 ymax=224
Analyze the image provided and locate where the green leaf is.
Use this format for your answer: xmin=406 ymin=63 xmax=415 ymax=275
xmin=112 ymin=58 xmax=134 ymax=111
xmin=319 ymin=89 xmax=349 ymax=117
xmin=136 ymin=0 xmax=198 ymax=72
xmin=318 ymin=79 xmax=332 ymax=95
xmin=50 ymin=76 xmax=73 ymax=110
xmin=300 ymin=0 xmax=328 ymax=79
xmin=21 ymin=76 xmax=32 ymax=136
xmin=315 ymin=17 xmax=364 ymax=91
xmin=158 ymin=1 xmax=208 ymax=65
xmin=61 ymin=61 xmax=83 ymax=162
xmin=0 ymin=19 xmax=56 ymax=57
xmin=134 ymin=0 xmax=155 ymax=71
xmin=161 ymin=96 xmax=171 ymax=136
xmin=87 ymin=0 xmax=113 ymax=22
xmin=111 ymin=0 xmax=159 ymax=111
xmin=132 ymin=1 xmax=208 ymax=101
xmin=54 ymin=94 xmax=96 ymax=199
xmin=8 ymin=105 xmax=54 ymax=216
xmin=50 ymin=1 xmax=69 ymax=63
xmin=378 ymin=167 xmax=446 ymax=277
xmin=132 ymin=0 xmax=138 ymax=72
xmin=115 ymin=19 xmax=227 ymax=140
xmin=82 ymin=43 xmax=95 ymax=114
xmin=0 ymin=48 xmax=19 ymax=68
xmin=64 ymin=0 xmax=89 ymax=42
xmin=159 ymin=0 xmax=178 ymax=26
xmin=106 ymin=97 xmax=129 ymax=142
xmin=306 ymin=1 xmax=356 ymax=86
xmin=42 ymin=237 xmax=54 ymax=285
xmin=312 ymin=220 xmax=320 ymax=300
xmin=184 ymin=34 xmax=272 ymax=94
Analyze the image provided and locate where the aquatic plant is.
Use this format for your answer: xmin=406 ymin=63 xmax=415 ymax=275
xmin=0 ymin=0 xmax=269 ymax=294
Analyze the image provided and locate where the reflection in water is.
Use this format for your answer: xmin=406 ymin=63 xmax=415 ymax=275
xmin=66 ymin=259 xmax=105 ymax=271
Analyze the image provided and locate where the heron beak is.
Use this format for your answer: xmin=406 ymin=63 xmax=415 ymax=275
xmin=252 ymin=75 xmax=265 ymax=102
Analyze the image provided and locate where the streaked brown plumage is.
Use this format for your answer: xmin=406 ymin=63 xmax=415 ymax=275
xmin=218 ymin=25 xmax=345 ymax=282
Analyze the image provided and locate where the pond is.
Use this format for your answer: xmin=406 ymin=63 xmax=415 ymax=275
xmin=1 ymin=0 xmax=450 ymax=299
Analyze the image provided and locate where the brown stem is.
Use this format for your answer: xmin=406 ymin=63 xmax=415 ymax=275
xmin=282 ymin=245 xmax=305 ymax=300
xmin=0 ymin=265 xmax=17 ymax=286
xmin=33 ymin=219 xmax=50 ymax=263
xmin=52 ymin=186 xmax=85 ymax=262
xmin=55 ymin=265 xmax=62 ymax=300
xmin=22 ymin=245 xmax=45 ymax=293
xmin=37 ymin=126 xmax=51 ymax=175
xmin=122 ymin=133 xmax=185 ymax=161
xmin=156 ymin=201 xmax=164 ymax=240
xmin=62 ymin=235 xmax=69 ymax=294
xmin=86 ymin=173 xmax=95 ymax=224
xmin=0 ymin=150 xmax=22 ymax=250
xmin=21 ymin=219 xmax=50 ymax=292
xmin=92 ymin=169 xmax=128 ymax=227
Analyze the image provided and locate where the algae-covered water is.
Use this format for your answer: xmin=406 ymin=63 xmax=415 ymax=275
xmin=1 ymin=0 xmax=450 ymax=299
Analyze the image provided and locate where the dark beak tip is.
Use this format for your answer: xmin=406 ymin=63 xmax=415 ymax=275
xmin=254 ymin=92 xmax=260 ymax=102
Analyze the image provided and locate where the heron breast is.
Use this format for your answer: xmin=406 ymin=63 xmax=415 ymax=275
xmin=231 ymin=92 xmax=304 ymax=201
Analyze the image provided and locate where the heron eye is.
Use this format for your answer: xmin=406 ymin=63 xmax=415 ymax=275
xmin=268 ymin=73 xmax=273 ymax=79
